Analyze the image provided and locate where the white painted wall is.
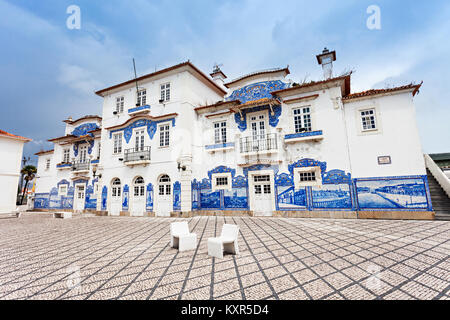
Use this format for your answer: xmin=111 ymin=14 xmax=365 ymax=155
xmin=0 ymin=136 xmax=27 ymax=213
xmin=344 ymin=92 xmax=425 ymax=178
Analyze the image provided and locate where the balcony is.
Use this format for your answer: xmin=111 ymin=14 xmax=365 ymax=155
xmin=57 ymin=162 xmax=72 ymax=170
xmin=72 ymin=161 xmax=90 ymax=173
xmin=240 ymin=133 xmax=278 ymax=155
xmin=124 ymin=147 xmax=151 ymax=167
xmin=284 ymin=130 xmax=324 ymax=143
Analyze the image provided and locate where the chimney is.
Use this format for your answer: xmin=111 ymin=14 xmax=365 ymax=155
xmin=316 ymin=48 xmax=336 ymax=80
xmin=210 ymin=64 xmax=227 ymax=89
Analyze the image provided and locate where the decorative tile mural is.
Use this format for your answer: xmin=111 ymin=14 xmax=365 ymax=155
xmin=109 ymin=118 xmax=176 ymax=143
xmin=72 ymin=123 xmax=99 ymax=137
xmin=234 ymin=105 xmax=282 ymax=132
xmin=173 ymin=181 xmax=181 ymax=211
xmin=101 ymin=186 xmax=108 ymax=211
xmin=277 ymin=186 xmax=307 ymax=210
xmin=122 ymin=185 xmax=129 ymax=211
xmin=311 ymin=184 xmax=352 ymax=209
xmin=146 ymin=183 xmax=153 ymax=211
xmin=227 ymin=80 xmax=290 ymax=104
xmin=356 ymin=176 xmax=431 ymax=210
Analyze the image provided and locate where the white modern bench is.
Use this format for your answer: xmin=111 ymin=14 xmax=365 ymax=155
xmin=170 ymin=221 xmax=197 ymax=252
xmin=53 ymin=212 xmax=73 ymax=219
xmin=208 ymin=224 xmax=240 ymax=259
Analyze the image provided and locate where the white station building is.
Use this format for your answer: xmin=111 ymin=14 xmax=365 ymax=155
xmin=34 ymin=49 xmax=434 ymax=219
xmin=0 ymin=130 xmax=31 ymax=214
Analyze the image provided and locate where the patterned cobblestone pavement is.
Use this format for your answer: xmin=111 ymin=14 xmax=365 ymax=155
xmin=0 ymin=213 xmax=449 ymax=300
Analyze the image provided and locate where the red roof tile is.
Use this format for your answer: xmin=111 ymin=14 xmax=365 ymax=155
xmin=0 ymin=130 xmax=31 ymax=142
xmin=342 ymin=83 xmax=422 ymax=101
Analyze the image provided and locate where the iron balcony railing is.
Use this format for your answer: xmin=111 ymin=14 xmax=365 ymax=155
xmin=240 ymin=133 xmax=278 ymax=154
xmin=72 ymin=161 xmax=90 ymax=172
xmin=124 ymin=147 xmax=151 ymax=163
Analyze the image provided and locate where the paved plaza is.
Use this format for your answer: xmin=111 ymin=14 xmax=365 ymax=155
xmin=0 ymin=213 xmax=449 ymax=300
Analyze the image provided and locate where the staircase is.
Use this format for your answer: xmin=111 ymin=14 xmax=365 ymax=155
xmin=427 ymin=169 xmax=450 ymax=220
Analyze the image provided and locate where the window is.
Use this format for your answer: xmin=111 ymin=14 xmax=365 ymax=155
xmin=294 ymin=167 xmax=322 ymax=188
xmin=361 ymin=109 xmax=377 ymax=131
xmin=299 ymin=171 xmax=316 ymax=182
xmin=135 ymin=129 xmax=145 ymax=151
xmin=137 ymin=89 xmax=147 ymax=106
xmin=112 ymin=178 xmax=121 ymax=197
xmin=63 ymin=149 xmax=70 ymax=163
xmin=79 ymin=145 xmax=88 ymax=163
xmin=113 ymin=133 xmax=123 ymax=154
xmin=216 ymin=177 xmax=228 ymax=186
xmin=159 ymin=175 xmax=171 ymax=195
xmin=59 ymin=185 xmax=68 ymax=196
xmin=93 ymin=182 xmax=99 ymax=196
xmin=293 ymin=107 xmax=312 ymax=133
xmin=97 ymin=142 xmax=101 ymax=159
xmin=116 ymin=96 xmax=124 ymax=113
xmin=134 ymin=177 xmax=145 ymax=197
xmin=161 ymin=83 xmax=170 ymax=102
xmin=254 ymin=175 xmax=270 ymax=182
xmin=159 ymin=124 xmax=170 ymax=147
xmin=214 ymin=121 xmax=227 ymax=144
xmin=46 ymin=159 xmax=51 ymax=170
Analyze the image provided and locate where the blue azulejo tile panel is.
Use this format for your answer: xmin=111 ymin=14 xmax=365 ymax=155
xmin=146 ymin=183 xmax=153 ymax=211
xmin=355 ymin=176 xmax=431 ymax=210
xmin=173 ymin=182 xmax=181 ymax=211
xmin=311 ymin=184 xmax=352 ymax=209
xmin=200 ymin=189 xmax=221 ymax=209
xmin=34 ymin=194 xmax=50 ymax=209
xmin=227 ymin=80 xmax=289 ymax=104
xmin=128 ymin=105 xmax=150 ymax=114
xmin=277 ymin=186 xmax=307 ymax=210
xmin=205 ymin=142 xmax=235 ymax=150
xmin=285 ymin=130 xmax=323 ymax=140
xmin=224 ymin=187 xmax=248 ymax=209
xmin=101 ymin=186 xmax=108 ymax=211
xmin=122 ymin=185 xmax=129 ymax=211
xmin=85 ymin=185 xmax=97 ymax=209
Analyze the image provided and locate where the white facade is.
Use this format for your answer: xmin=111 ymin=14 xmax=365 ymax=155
xmin=34 ymin=57 xmax=433 ymax=218
xmin=0 ymin=130 xmax=31 ymax=214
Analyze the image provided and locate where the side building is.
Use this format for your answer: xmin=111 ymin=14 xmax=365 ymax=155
xmin=34 ymin=50 xmax=434 ymax=220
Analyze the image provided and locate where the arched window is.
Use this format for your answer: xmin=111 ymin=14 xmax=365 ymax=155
xmin=112 ymin=178 xmax=121 ymax=197
xmin=159 ymin=175 xmax=171 ymax=196
xmin=134 ymin=176 xmax=145 ymax=197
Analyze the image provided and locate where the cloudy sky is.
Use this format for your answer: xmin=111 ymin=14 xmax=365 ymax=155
xmin=1 ymin=0 xmax=449 ymax=164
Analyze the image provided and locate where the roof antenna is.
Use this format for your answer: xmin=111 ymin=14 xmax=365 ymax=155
xmin=133 ymin=58 xmax=140 ymax=106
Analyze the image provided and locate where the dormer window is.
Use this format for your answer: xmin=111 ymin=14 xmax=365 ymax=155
xmin=137 ymin=89 xmax=147 ymax=106
xmin=116 ymin=96 xmax=124 ymax=113
xmin=160 ymin=83 xmax=170 ymax=102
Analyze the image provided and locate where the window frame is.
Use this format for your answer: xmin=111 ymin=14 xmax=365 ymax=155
xmin=58 ymin=184 xmax=68 ymax=196
xmin=113 ymin=132 xmax=123 ymax=155
xmin=293 ymin=166 xmax=322 ymax=188
xmin=137 ymin=89 xmax=147 ymax=106
xmin=159 ymin=123 xmax=170 ymax=148
xmin=160 ymin=83 xmax=171 ymax=102
xmin=360 ymin=108 xmax=377 ymax=132
xmin=116 ymin=96 xmax=124 ymax=114
xmin=212 ymin=172 xmax=232 ymax=191
xmin=213 ymin=120 xmax=227 ymax=144
xmin=293 ymin=106 xmax=313 ymax=133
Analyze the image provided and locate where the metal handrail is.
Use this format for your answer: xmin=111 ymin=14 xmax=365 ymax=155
xmin=72 ymin=161 xmax=90 ymax=172
xmin=124 ymin=146 xmax=151 ymax=163
xmin=240 ymin=133 xmax=277 ymax=153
